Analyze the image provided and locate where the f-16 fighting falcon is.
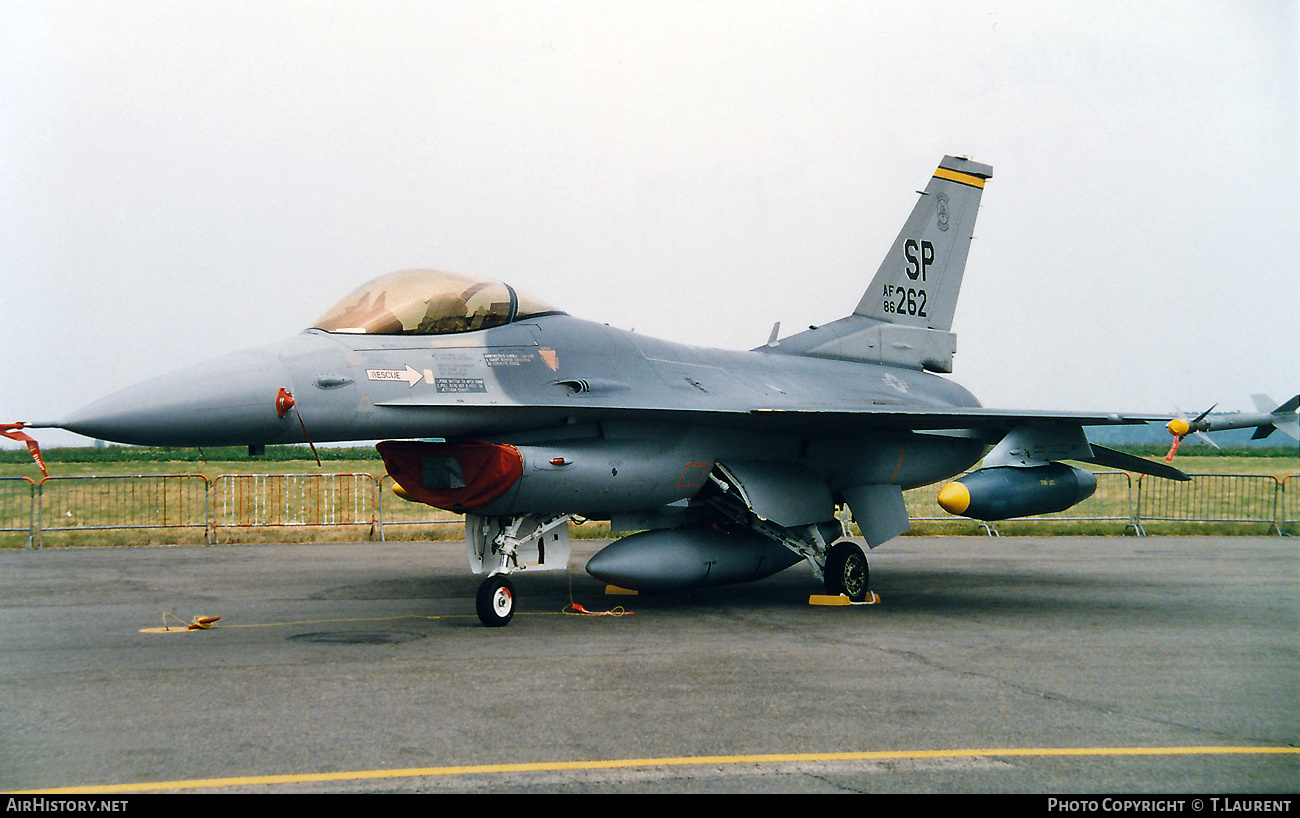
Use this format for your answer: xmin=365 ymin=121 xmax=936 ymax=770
xmin=9 ymin=156 xmax=1290 ymax=626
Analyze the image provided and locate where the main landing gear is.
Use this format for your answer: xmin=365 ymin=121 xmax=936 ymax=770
xmin=699 ymin=473 xmax=875 ymax=605
xmin=823 ymin=539 xmax=870 ymax=602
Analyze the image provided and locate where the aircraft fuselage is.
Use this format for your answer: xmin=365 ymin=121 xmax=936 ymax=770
xmin=61 ymin=313 xmax=988 ymax=519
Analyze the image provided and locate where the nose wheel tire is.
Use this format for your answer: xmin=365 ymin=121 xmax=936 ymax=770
xmin=476 ymin=575 xmax=516 ymax=627
xmin=824 ymin=540 xmax=870 ymax=602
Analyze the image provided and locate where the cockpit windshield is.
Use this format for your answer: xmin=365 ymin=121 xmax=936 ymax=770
xmin=311 ymin=269 xmax=561 ymax=336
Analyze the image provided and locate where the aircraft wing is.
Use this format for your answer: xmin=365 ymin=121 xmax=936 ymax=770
xmin=746 ymin=406 xmax=1168 ymax=430
xmin=757 ymin=408 xmax=1189 ymax=479
xmin=374 ymin=399 xmax=1189 ymax=480
xmin=375 ymin=395 xmax=1168 ymax=433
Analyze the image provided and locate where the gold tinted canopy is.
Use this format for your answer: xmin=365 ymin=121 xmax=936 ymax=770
xmin=312 ymin=269 xmax=560 ymax=335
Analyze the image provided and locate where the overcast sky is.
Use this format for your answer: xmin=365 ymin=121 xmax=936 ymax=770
xmin=3 ymin=1 xmax=1297 ymax=448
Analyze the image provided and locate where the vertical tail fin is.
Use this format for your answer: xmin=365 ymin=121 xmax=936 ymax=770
xmin=762 ymin=155 xmax=992 ymax=373
xmin=854 ymin=156 xmax=992 ymax=332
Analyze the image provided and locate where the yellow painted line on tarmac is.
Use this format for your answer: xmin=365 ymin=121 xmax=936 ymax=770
xmin=139 ymin=611 xmax=569 ymax=633
xmin=139 ymin=614 xmax=458 ymax=634
xmin=20 ymin=746 xmax=1298 ymax=794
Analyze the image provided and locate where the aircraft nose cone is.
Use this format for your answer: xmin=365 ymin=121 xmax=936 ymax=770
xmin=61 ymin=350 xmax=295 ymax=446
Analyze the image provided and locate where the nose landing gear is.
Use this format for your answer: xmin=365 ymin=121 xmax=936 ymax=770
xmin=476 ymin=575 xmax=516 ymax=627
xmin=466 ymin=513 xmax=572 ymax=627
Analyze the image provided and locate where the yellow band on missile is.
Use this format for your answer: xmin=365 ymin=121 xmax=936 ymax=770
xmin=937 ymin=481 xmax=971 ymax=515
xmin=933 ymin=167 xmax=987 ymax=189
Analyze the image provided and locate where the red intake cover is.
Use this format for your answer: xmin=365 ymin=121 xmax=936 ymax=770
xmin=376 ymin=440 xmax=523 ymax=511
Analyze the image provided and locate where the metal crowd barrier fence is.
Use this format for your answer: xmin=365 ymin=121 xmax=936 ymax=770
xmin=1284 ymin=475 xmax=1299 ymax=535
xmin=1 ymin=477 xmax=38 ymax=548
xmin=210 ymin=473 xmax=377 ymax=542
xmin=2 ymin=471 xmax=1296 ymax=548
xmin=374 ymin=475 xmax=462 ymax=541
xmin=1135 ymin=473 xmax=1283 ymax=535
xmin=35 ymin=474 xmax=210 ymax=547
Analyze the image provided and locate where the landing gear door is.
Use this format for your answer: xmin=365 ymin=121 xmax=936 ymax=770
xmin=841 ymin=484 xmax=910 ymax=548
xmin=712 ymin=461 xmax=835 ymax=528
xmin=466 ymin=514 xmax=573 ymax=575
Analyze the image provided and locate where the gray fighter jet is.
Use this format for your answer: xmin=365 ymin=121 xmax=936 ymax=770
xmin=13 ymin=156 xmax=1274 ymax=626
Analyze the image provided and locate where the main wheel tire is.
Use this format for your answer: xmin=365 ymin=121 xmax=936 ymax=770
xmin=476 ymin=575 xmax=516 ymax=627
xmin=824 ymin=541 xmax=870 ymax=602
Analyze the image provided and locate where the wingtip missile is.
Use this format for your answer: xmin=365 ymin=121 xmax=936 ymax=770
xmin=1165 ymin=395 xmax=1299 ymax=460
